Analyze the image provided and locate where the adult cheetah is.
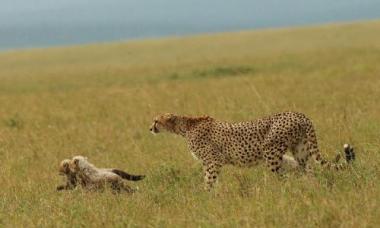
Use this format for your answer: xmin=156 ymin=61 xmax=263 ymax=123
xmin=150 ymin=112 xmax=355 ymax=190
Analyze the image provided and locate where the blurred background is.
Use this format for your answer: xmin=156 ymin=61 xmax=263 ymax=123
xmin=1 ymin=0 xmax=380 ymax=51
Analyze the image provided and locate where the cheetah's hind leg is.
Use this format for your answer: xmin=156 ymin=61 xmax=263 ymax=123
xmin=263 ymin=142 xmax=288 ymax=176
xmin=290 ymin=141 xmax=312 ymax=173
xmin=282 ymin=154 xmax=299 ymax=171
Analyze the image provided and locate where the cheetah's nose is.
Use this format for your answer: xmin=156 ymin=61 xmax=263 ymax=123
xmin=149 ymin=124 xmax=155 ymax=132
xmin=150 ymin=123 xmax=159 ymax=134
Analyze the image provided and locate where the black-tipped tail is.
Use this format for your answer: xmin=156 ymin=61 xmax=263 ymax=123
xmin=344 ymin=144 xmax=355 ymax=163
xmin=112 ymin=169 xmax=146 ymax=181
xmin=314 ymin=144 xmax=355 ymax=170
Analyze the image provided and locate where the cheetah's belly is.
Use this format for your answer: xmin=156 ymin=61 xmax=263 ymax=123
xmin=223 ymin=147 xmax=263 ymax=167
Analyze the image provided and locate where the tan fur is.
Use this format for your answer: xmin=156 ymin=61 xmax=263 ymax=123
xmin=151 ymin=112 xmax=354 ymax=190
xmin=57 ymin=159 xmax=81 ymax=191
xmin=150 ymin=113 xmax=213 ymax=136
xmin=69 ymin=156 xmax=136 ymax=193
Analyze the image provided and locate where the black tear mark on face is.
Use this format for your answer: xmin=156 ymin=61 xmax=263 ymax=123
xmin=150 ymin=120 xmax=160 ymax=133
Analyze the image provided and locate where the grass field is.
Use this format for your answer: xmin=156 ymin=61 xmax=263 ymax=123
xmin=0 ymin=20 xmax=380 ymax=227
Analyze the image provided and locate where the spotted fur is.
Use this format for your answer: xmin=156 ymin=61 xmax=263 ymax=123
xmin=150 ymin=112 xmax=355 ymax=190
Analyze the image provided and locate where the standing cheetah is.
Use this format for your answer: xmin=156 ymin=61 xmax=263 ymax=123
xmin=150 ymin=112 xmax=355 ymax=190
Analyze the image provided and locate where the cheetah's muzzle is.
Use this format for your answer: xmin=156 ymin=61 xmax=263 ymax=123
xmin=150 ymin=122 xmax=159 ymax=134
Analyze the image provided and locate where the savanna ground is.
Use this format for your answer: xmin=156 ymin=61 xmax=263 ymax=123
xmin=0 ymin=20 xmax=380 ymax=227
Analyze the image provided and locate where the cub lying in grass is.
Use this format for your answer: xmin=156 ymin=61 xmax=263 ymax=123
xmin=57 ymin=156 xmax=145 ymax=193
xmin=56 ymin=159 xmax=81 ymax=191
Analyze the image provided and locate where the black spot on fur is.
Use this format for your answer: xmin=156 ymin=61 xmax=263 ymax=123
xmin=56 ymin=185 xmax=65 ymax=191
xmin=70 ymin=174 xmax=78 ymax=186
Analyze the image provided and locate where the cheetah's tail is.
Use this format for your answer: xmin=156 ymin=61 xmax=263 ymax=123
xmin=314 ymin=144 xmax=355 ymax=170
xmin=112 ymin=169 xmax=146 ymax=181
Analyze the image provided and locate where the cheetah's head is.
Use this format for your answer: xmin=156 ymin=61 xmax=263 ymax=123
xmin=150 ymin=113 xmax=178 ymax=134
xmin=59 ymin=159 xmax=73 ymax=176
xmin=70 ymin=155 xmax=90 ymax=172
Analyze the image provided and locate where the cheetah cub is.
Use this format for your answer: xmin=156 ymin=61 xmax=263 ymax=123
xmin=150 ymin=112 xmax=355 ymax=190
xmin=57 ymin=156 xmax=145 ymax=192
xmin=69 ymin=156 xmax=145 ymax=193
xmin=57 ymin=159 xmax=81 ymax=191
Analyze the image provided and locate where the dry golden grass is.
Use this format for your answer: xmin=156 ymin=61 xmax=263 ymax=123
xmin=0 ymin=20 xmax=379 ymax=227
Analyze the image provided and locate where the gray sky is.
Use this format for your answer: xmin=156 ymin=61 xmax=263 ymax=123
xmin=0 ymin=0 xmax=379 ymax=50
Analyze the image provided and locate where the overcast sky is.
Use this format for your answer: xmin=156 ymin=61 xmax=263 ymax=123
xmin=1 ymin=0 xmax=379 ymax=50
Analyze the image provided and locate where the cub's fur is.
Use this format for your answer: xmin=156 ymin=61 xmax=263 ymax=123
xmin=69 ymin=156 xmax=145 ymax=193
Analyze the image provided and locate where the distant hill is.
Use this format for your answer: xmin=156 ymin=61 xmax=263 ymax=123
xmin=0 ymin=0 xmax=379 ymax=50
xmin=1 ymin=20 xmax=380 ymax=227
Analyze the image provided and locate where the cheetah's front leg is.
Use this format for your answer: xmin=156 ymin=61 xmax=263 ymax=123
xmin=191 ymin=145 xmax=224 ymax=191
xmin=203 ymin=162 xmax=222 ymax=191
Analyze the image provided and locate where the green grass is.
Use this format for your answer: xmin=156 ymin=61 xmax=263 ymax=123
xmin=0 ymin=20 xmax=380 ymax=227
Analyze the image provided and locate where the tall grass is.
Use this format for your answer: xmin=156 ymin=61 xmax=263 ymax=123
xmin=0 ymin=21 xmax=379 ymax=227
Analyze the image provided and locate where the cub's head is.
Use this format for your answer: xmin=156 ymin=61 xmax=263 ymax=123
xmin=59 ymin=159 xmax=73 ymax=175
xmin=149 ymin=113 xmax=178 ymax=134
xmin=70 ymin=155 xmax=89 ymax=172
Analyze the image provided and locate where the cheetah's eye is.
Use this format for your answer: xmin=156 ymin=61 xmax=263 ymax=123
xmin=167 ymin=115 xmax=176 ymax=122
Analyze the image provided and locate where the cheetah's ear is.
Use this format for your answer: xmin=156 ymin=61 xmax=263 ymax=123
xmin=167 ymin=114 xmax=177 ymax=123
